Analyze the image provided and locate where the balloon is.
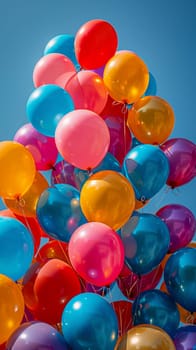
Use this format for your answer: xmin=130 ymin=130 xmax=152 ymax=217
xmin=65 ymin=70 xmax=108 ymax=114
xmin=144 ymin=72 xmax=157 ymax=96
xmin=68 ymin=222 xmax=124 ymax=286
xmin=0 ymin=217 xmax=34 ymax=280
xmin=103 ymin=50 xmax=149 ymax=104
xmin=74 ymin=19 xmax=118 ymax=69
xmin=160 ymin=137 xmax=196 ymax=188
xmin=26 ymin=84 xmax=74 ymax=137
xmin=55 ymin=109 xmax=110 ymax=170
xmin=14 ymin=123 xmax=58 ymax=170
xmin=164 ymin=247 xmax=196 ymax=312
xmin=80 ymin=170 xmax=135 ymax=230
xmin=92 ymin=65 xmax=105 ymax=78
xmin=44 ymin=34 xmax=79 ymax=69
xmin=123 ymin=144 xmax=170 ymax=201
xmin=115 ymin=325 xmax=176 ymax=350
xmin=61 ymin=292 xmax=118 ymax=349
xmin=4 ymin=171 xmax=48 ymax=217
xmin=51 ymin=160 xmax=76 ymax=187
xmin=6 ymin=321 xmax=69 ymax=350
xmin=127 ymin=96 xmax=175 ymax=144
xmin=121 ymin=213 xmax=170 ymax=275
xmin=36 ymin=184 xmax=86 ymax=242
xmin=132 ymin=289 xmax=180 ymax=336
xmin=174 ymin=325 xmax=196 ymax=349
xmin=156 ymin=204 xmax=196 ymax=253
xmin=0 ymin=141 xmax=35 ymax=199
xmin=33 ymin=53 xmax=76 ymax=88
xmin=100 ymin=94 xmax=128 ymax=119
xmin=37 ymin=240 xmax=70 ymax=265
xmin=111 ymin=300 xmax=133 ymax=336
xmin=0 ymin=274 xmax=24 ymax=345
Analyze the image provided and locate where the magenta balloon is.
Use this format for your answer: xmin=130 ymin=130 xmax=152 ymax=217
xmin=160 ymin=138 xmax=196 ymax=188
xmin=68 ymin=222 xmax=124 ymax=287
xmin=14 ymin=123 xmax=58 ymax=170
xmin=51 ymin=160 xmax=76 ymax=187
xmin=156 ymin=204 xmax=196 ymax=253
xmin=104 ymin=115 xmax=132 ymax=164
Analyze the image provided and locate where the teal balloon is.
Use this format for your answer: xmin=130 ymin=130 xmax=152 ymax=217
xmin=36 ymin=184 xmax=86 ymax=242
xmin=144 ymin=72 xmax=157 ymax=96
xmin=121 ymin=212 xmax=170 ymax=275
xmin=26 ymin=84 xmax=74 ymax=137
xmin=164 ymin=247 xmax=196 ymax=312
xmin=132 ymin=289 xmax=180 ymax=336
xmin=123 ymin=144 xmax=170 ymax=200
xmin=0 ymin=217 xmax=34 ymax=280
xmin=61 ymin=292 xmax=118 ymax=350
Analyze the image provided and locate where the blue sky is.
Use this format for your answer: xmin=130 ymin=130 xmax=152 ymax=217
xmin=0 ymin=0 xmax=195 ymax=216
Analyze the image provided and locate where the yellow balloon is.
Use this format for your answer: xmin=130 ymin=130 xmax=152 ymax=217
xmin=4 ymin=171 xmax=48 ymax=217
xmin=127 ymin=96 xmax=175 ymax=144
xmin=0 ymin=141 xmax=36 ymax=199
xmin=115 ymin=325 xmax=176 ymax=350
xmin=0 ymin=274 xmax=24 ymax=344
xmin=80 ymin=170 xmax=135 ymax=230
xmin=103 ymin=51 xmax=149 ymax=104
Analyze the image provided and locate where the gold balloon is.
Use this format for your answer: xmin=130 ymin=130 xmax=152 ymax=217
xmin=103 ymin=51 xmax=149 ymax=104
xmin=80 ymin=170 xmax=135 ymax=231
xmin=127 ymin=96 xmax=175 ymax=144
xmin=4 ymin=171 xmax=48 ymax=217
xmin=115 ymin=325 xmax=176 ymax=350
xmin=0 ymin=274 xmax=24 ymax=344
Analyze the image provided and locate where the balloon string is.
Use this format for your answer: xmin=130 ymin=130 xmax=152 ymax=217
xmin=16 ymin=197 xmax=35 ymax=246
xmin=58 ymin=240 xmax=70 ymax=264
xmin=132 ymin=273 xmax=142 ymax=326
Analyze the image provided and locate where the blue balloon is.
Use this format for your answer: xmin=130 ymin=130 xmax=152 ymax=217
xmin=144 ymin=72 xmax=157 ymax=96
xmin=132 ymin=289 xmax=180 ymax=336
xmin=61 ymin=292 xmax=118 ymax=350
xmin=44 ymin=34 xmax=79 ymax=70
xmin=0 ymin=217 xmax=34 ymax=280
xmin=26 ymin=84 xmax=74 ymax=137
xmin=36 ymin=184 xmax=86 ymax=242
xmin=174 ymin=325 xmax=196 ymax=350
xmin=164 ymin=247 xmax=196 ymax=312
xmin=121 ymin=212 xmax=170 ymax=275
xmin=123 ymin=144 xmax=170 ymax=201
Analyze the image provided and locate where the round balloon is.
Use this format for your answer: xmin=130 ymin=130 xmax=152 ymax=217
xmin=112 ymin=300 xmax=133 ymax=336
xmin=36 ymin=240 xmax=70 ymax=265
xmin=174 ymin=325 xmax=196 ymax=350
xmin=144 ymin=72 xmax=157 ymax=96
xmin=51 ymin=159 xmax=76 ymax=187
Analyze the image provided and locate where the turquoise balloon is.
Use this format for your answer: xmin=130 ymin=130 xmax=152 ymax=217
xmin=123 ymin=144 xmax=170 ymax=200
xmin=26 ymin=84 xmax=74 ymax=137
xmin=0 ymin=217 xmax=34 ymax=280
xmin=144 ymin=72 xmax=157 ymax=96
xmin=61 ymin=292 xmax=118 ymax=350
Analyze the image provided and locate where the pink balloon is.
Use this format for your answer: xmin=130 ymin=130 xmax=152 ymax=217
xmin=55 ymin=109 xmax=110 ymax=170
xmin=65 ymin=70 xmax=108 ymax=114
xmin=14 ymin=123 xmax=58 ymax=170
xmin=33 ymin=53 xmax=76 ymax=88
xmin=68 ymin=222 xmax=124 ymax=287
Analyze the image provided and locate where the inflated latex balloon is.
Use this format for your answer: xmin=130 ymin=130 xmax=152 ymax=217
xmin=123 ymin=144 xmax=170 ymax=201
xmin=112 ymin=300 xmax=133 ymax=336
xmin=127 ymin=96 xmax=175 ymax=145
xmin=74 ymin=19 xmax=118 ymax=69
xmin=51 ymin=159 xmax=76 ymax=187
xmin=68 ymin=222 xmax=124 ymax=286
xmin=33 ymin=53 xmax=76 ymax=88
xmin=115 ymin=325 xmax=176 ymax=350
xmin=37 ymin=240 xmax=70 ymax=265
xmin=80 ymin=170 xmax=135 ymax=230
xmin=0 ymin=141 xmax=35 ymax=199
xmin=144 ymin=72 xmax=157 ymax=96
xmin=103 ymin=50 xmax=149 ymax=104
xmin=100 ymin=94 xmax=128 ymax=119
xmin=61 ymin=292 xmax=118 ymax=349
xmin=14 ymin=123 xmax=58 ymax=170
xmin=55 ymin=109 xmax=110 ymax=170
xmin=0 ymin=274 xmax=24 ymax=345
xmin=160 ymin=137 xmax=196 ymax=188
xmin=26 ymin=84 xmax=74 ymax=137
xmin=174 ymin=325 xmax=196 ymax=350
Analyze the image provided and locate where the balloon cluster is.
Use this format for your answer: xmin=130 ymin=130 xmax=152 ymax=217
xmin=0 ymin=18 xmax=195 ymax=349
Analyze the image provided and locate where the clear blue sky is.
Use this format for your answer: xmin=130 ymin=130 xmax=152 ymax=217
xmin=0 ymin=0 xmax=195 ymax=216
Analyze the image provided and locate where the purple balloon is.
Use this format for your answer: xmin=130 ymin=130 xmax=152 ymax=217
xmin=160 ymin=138 xmax=196 ymax=188
xmin=51 ymin=160 xmax=76 ymax=187
xmin=174 ymin=325 xmax=196 ymax=350
xmin=6 ymin=322 xmax=69 ymax=350
xmin=92 ymin=65 xmax=105 ymax=78
xmin=14 ymin=123 xmax=58 ymax=170
xmin=156 ymin=204 xmax=196 ymax=253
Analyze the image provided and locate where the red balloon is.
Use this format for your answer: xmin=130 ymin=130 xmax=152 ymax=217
xmin=36 ymin=240 xmax=70 ymax=265
xmin=112 ymin=300 xmax=133 ymax=336
xmin=74 ymin=19 xmax=118 ymax=69
xmin=100 ymin=94 xmax=128 ymax=119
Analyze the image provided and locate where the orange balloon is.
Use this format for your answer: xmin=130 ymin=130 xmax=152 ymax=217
xmin=80 ymin=170 xmax=135 ymax=230
xmin=4 ymin=171 xmax=48 ymax=217
xmin=115 ymin=325 xmax=175 ymax=350
xmin=0 ymin=141 xmax=36 ymax=199
xmin=127 ymin=96 xmax=175 ymax=144
xmin=0 ymin=274 xmax=24 ymax=344
xmin=103 ymin=51 xmax=149 ymax=104
xmin=135 ymin=198 xmax=149 ymax=210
